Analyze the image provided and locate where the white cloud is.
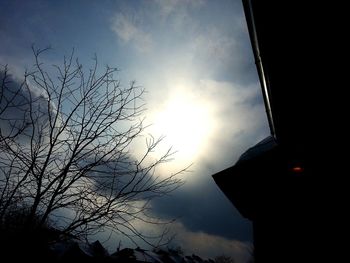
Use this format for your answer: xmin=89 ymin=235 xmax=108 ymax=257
xmin=111 ymin=13 xmax=153 ymax=53
xmin=195 ymin=78 xmax=269 ymax=166
xmin=153 ymin=0 xmax=180 ymax=17
xmin=190 ymin=27 xmax=238 ymax=71
xmin=151 ymin=0 xmax=205 ymax=36
xmin=153 ymin=0 xmax=205 ymax=18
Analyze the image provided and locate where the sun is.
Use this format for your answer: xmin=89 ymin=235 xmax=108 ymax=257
xmin=151 ymin=88 xmax=214 ymax=161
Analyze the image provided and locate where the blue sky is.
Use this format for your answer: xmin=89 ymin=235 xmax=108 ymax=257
xmin=0 ymin=0 xmax=269 ymax=261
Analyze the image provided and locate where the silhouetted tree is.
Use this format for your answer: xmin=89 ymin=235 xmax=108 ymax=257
xmin=167 ymin=245 xmax=184 ymax=255
xmin=214 ymin=255 xmax=235 ymax=263
xmin=0 ymin=48 xmax=185 ymax=247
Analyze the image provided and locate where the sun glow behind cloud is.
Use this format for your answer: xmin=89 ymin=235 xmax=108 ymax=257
xmin=150 ymin=83 xmax=215 ymax=162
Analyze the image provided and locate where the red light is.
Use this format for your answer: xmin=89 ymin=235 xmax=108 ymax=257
xmin=292 ymin=166 xmax=304 ymax=173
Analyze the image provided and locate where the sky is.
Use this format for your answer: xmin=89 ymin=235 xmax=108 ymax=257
xmin=0 ymin=0 xmax=270 ymax=262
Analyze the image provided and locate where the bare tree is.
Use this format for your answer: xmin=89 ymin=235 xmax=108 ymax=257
xmin=0 ymin=48 xmax=185 ymax=247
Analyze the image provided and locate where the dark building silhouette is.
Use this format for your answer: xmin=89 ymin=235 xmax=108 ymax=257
xmin=213 ymin=1 xmax=333 ymax=262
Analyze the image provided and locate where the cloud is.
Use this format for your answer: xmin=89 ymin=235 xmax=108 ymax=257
xmin=191 ymin=28 xmax=237 ymax=66
xmin=172 ymin=222 xmax=254 ymax=263
xmin=188 ymin=26 xmax=255 ymax=84
xmin=111 ymin=13 xmax=153 ymax=53
xmin=195 ymin=79 xmax=270 ymax=165
xmin=153 ymin=0 xmax=205 ymax=18
xmin=97 ymin=218 xmax=253 ymax=263
xmin=155 ymin=0 xmax=205 ymax=13
xmin=153 ymin=0 xmax=180 ymax=17
xmin=0 ymin=69 xmax=56 ymax=142
xmin=109 ymin=0 xmax=208 ymax=56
